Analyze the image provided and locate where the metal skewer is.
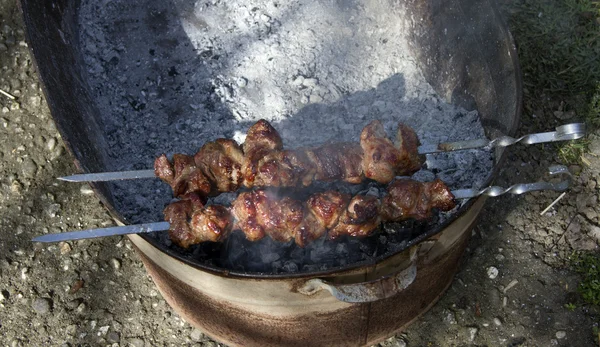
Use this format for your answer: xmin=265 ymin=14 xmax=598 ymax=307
xmin=34 ymin=165 xmax=572 ymax=243
xmin=58 ymin=123 xmax=585 ymax=183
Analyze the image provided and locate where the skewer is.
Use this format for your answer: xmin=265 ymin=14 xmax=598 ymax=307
xmin=58 ymin=123 xmax=585 ymax=183
xmin=33 ymin=165 xmax=572 ymax=243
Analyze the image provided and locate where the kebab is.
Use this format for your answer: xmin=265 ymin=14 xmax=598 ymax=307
xmin=34 ymin=164 xmax=573 ymax=245
xmin=153 ymin=119 xmax=422 ymax=199
xmin=163 ymin=178 xmax=456 ymax=248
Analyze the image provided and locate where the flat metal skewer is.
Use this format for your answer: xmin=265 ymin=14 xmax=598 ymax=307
xmin=58 ymin=123 xmax=585 ymax=183
xmin=34 ymin=165 xmax=572 ymax=243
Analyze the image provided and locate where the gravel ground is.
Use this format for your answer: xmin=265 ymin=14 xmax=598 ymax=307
xmin=1 ymin=1 xmax=600 ymax=346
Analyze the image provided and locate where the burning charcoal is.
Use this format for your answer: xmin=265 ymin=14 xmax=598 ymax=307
xmin=271 ymin=261 xmax=283 ymax=273
xmin=335 ymin=243 xmax=349 ymax=257
xmin=302 ymin=264 xmax=320 ymax=272
xmin=283 ymin=261 xmax=298 ymax=273
xmin=378 ymin=235 xmax=387 ymax=244
xmin=261 ymin=252 xmax=280 ymax=264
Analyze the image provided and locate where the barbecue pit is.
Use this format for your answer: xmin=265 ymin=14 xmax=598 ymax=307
xmin=21 ymin=0 xmax=523 ymax=345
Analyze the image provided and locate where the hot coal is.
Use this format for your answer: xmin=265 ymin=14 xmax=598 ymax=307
xmin=78 ymin=0 xmax=494 ymax=274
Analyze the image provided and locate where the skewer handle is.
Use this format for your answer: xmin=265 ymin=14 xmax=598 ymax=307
xmin=419 ymin=123 xmax=586 ymax=154
xmin=451 ymin=165 xmax=572 ymax=199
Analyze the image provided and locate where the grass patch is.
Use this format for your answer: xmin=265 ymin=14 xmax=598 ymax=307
xmin=571 ymin=251 xmax=600 ymax=305
xmin=508 ymin=0 xmax=600 ymax=164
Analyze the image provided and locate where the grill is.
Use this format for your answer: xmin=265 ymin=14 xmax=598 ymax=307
xmin=20 ymin=0 xmax=523 ymax=345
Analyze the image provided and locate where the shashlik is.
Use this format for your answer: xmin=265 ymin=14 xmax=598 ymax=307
xmin=163 ymin=178 xmax=456 ymax=248
xmin=154 ymin=119 xmax=422 ymax=199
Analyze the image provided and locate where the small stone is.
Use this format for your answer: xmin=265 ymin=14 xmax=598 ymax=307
xmin=190 ymin=328 xmax=204 ymax=341
xmin=556 ymin=331 xmax=566 ymax=339
xmin=260 ymin=14 xmax=271 ymax=22
xmin=46 ymin=138 xmax=57 ymax=151
xmin=0 ymin=43 xmax=7 ymax=52
xmin=98 ymin=325 xmax=110 ymax=335
xmin=32 ymin=297 xmax=52 ymax=314
xmin=10 ymin=180 xmax=22 ymax=193
xmin=300 ymin=95 xmax=309 ymax=104
xmin=29 ymin=96 xmax=41 ymax=107
xmin=468 ymin=327 xmax=479 ymax=341
xmin=65 ymin=324 xmax=77 ymax=335
xmin=443 ymin=310 xmax=457 ymax=325
xmin=76 ymin=302 xmax=87 ymax=314
xmin=493 ymin=317 xmax=502 ymax=326
xmin=107 ymin=331 xmax=120 ymax=343
xmin=46 ymin=203 xmax=61 ymax=218
xmin=59 ymin=242 xmax=72 ymax=254
xmin=21 ymin=158 xmax=37 ymax=178
xmin=66 ymin=298 xmax=82 ymax=309
xmin=10 ymin=102 xmax=20 ymax=111
xmin=80 ymin=185 xmax=94 ymax=195
xmin=110 ymin=258 xmax=121 ymax=270
xmin=128 ymin=338 xmax=145 ymax=347
xmin=10 ymin=340 xmax=22 ymax=347
xmin=487 ymin=266 xmax=499 ymax=279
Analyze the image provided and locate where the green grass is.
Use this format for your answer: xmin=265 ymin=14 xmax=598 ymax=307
xmin=571 ymin=252 xmax=600 ymax=305
xmin=508 ymin=0 xmax=600 ymax=164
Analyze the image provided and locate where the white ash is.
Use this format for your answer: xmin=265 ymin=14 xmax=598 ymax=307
xmin=78 ymin=0 xmax=493 ymax=273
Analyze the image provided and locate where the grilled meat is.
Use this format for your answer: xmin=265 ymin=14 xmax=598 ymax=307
xmin=165 ymin=178 xmax=456 ymax=248
xmin=154 ymin=119 xmax=423 ymax=198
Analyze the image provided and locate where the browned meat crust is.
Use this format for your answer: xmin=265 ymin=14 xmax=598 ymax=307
xmin=155 ymin=119 xmax=423 ymax=199
xmin=166 ymin=179 xmax=455 ymax=248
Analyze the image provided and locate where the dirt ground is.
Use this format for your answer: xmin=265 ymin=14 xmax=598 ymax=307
xmin=1 ymin=0 xmax=599 ymax=346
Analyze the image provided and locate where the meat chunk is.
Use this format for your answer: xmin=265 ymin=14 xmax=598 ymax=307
xmin=163 ymin=196 xmax=205 ymax=248
xmin=231 ymin=190 xmax=303 ymax=242
xmin=242 ymin=120 xmax=284 ymax=187
xmin=253 ymin=149 xmax=315 ymax=187
xmin=308 ymin=143 xmax=364 ymax=183
xmin=154 ymin=154 xmax=212 ymax=198
xmin=190 ymin=205 xmax=234 ymax=243
xmin=381 ymin=178 xmax=456 ymax=221
xmin=306 ymin=191 xmax=349 ymax=229
xmin=329 ymin=195 xmax=381 ymax=239
xmin=293 ymin=211 xmax=327 ymax=247
xmin=230 ymin=191 xmax=266 ymax=241
xmin=360 ymin=120 xmax=404 ymax=183
xmin=395 ymin=124 xmax=423 ymax=175
xmin=194 ymin=139 xmax=244 ymax=194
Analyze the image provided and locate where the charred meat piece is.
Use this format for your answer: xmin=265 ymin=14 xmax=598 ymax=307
xmin=307 ymin=143 xmax=364 ymax=183
xmin=154 ymin=154 xmax=212 ymax=198
xmin=194 ymin=139 xmax=244 ymax=194
xmin=232 ymin=190 xmax=304 ymax=242
xmin=164 ymin=178 xmax=455 ymax=248
xmin=190 ymin=205 xmax=234 ymax=243
xmin=253 ymin=149 xmax=315 ymax=187
xmin=242 ymin=120 xmax=284 ymax=187
xmin=381 ymin=178 xmax=456 ymax=221
xmin=230 ymin=191 xmax=266 ymax=242
xmin=361 ymin=120 xmax=422 ymax=183
xmin=163 ymin=196 xmax=205 ymax=248
xmin=395 ymin=124 xmax=423 ymax=175
xmin=329 ymin=195 xmax=381 ymax=239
